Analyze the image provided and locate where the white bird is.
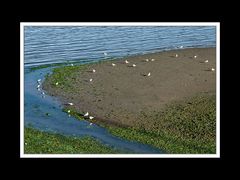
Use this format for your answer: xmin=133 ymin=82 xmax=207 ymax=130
xmin=37 ymin=79 xmax=41 ymax=82
xmin=84 ymin=112 xmax=89 ymax=117
xmin=204 ymin=60 xmax=209 ymax=63
xmin=194 ymin=55 xmax=197 ymax=59
xmin=89 ymin=116 xmax=94 ymax=120
xmin=68 ymin=102 xmax=74 ymax=106
xmin=71 ymin=64 xmax=74 ymax=66
xmin=55 ymin=82 xmax=59 ymax=86
xmin=37 ymin=84 xmax=41 ymax=88
xmin=92 ymin=69 xmax=96 ymax=73
xmin=89 ymin=123 xmax=93 ymax=126
xmin=104 ymin=52 xmax=108 ymax=56
xmin=42 ymin=92 xmax=45 ymax=95
xmin=211 ymin=68 xmax=215 ymax=71
xmin=89 ymin=78 xmax=93 ymax=82
xmin=180 ymin=46 xmax=183 ymax=49
xmin=145 ymin=59 xmax=149 ymax=62
xmin=147 ymin=72 xmax=151 ymax=77
xmin=175 ymin=54 xmax=178 ymax=58
xmin=125 ymin=60 xmax=129 ymax=64
xmin=37 ymin=88 xmax=41 ymax=91
xmin=132 ymin=64 xmax=136 ymax=67
xmin=67 ymin=110 xmax=71 ymax=113
xmin=112 ymin=63 xmax=116 ymax=67
xmin=151 ymin=59 xmax=155 ymax=61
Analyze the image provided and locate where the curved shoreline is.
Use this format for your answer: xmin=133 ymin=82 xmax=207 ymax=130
xmin=24 ymin=67 xmax=163 ymax=154
xmin=42 ymin=48 xmax=216 ymax=153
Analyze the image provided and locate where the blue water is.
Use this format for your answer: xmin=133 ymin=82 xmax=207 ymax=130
xmin=24 ymin=26 xmax=216 ymax=67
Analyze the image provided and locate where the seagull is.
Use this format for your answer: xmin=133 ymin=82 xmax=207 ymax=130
xmin=89 ymin=116 xmax=94 ymax=120
xmin=104 ymin=52 xmax=108 ymax=56
xmin=211 ymin=68 xmax=215 ymax=71
xmin=92 ymin=69 xmax=96 ymax=73
xmin=84 ymin=112 xmax=89 ymax=117
xmin=37 ymin=88 xmax=41 ymax=91
xmin=89 ymin=78 xmax=93 ymax=82
xmin=132 ymin=64 xmax=136 ymax=67
xmin=71 ymin=64 xmax=74 ymax=66
xmin=147 ymin=72 xmax=151 ymax=77
xmin=67 ymin=110 xmax=71 ymax=113
xmin=112 ymin=63 xmax=116 ymax=67
xmin=145 ymin=59 xmax=149 ymax=62
xmin=55 ymin=82 xmax=59 ymax=86
xmin=42 ymin=92 xmax=45 ymax=95
xmin=175 ymin=54 xmax=178 ymax=58
xmin=37 ymin=79 xmax=41 ymax=82
xmin=180 ymin=46 xmax=183 ymax=49
xmin=204 ymin=60 xmax=209 ymax=63
xmin=67 ymin=102 xmax=74 ymax=106
xmin=151 ymin=59 xmax=155 ymax=61
xmin=125 ymin=60 xmax=129 ymax=64
xmin=89 ymin=123 xmax=93 ymax=126
xmin=194 ymin=55 xmax=197 ymax=59
xmin=37 ymin=84 xmax=41 ymax=88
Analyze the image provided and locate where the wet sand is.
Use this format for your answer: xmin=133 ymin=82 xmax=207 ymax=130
xmin=43 ymin=48 xmax=216 ymax=128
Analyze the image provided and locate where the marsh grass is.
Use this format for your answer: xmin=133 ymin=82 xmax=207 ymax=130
xmin=24 ymin=127 xmax=120 ymax=154
xmin=107 ymin=95 xmax=216 ymax=154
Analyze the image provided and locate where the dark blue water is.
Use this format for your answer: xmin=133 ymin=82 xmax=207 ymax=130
xmin=24 ymin=26 xmax=216 ymax=67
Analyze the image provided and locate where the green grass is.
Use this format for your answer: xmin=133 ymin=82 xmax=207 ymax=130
xmin=106 ymin=95 xmax=216 ymax=154
xmin=24 ymin=127 xmax=120 ymax=154
xmin=63 ymin=94 xmax=216 ymax=154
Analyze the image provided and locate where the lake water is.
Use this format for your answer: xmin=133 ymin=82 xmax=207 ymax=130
xmin=24 ymin=26 xmax=216 ymax=67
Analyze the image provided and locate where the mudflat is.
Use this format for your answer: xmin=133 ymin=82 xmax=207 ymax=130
xmin=43 ymin=48 xmax=216 ymax=128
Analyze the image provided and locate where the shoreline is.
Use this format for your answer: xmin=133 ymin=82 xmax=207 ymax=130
xmin=42 ymin=47 xmax=216 ymax=153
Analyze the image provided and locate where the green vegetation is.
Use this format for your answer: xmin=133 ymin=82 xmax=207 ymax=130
xmin=24 ymin=127 xmax=120 ymax=154
xmin=107 ymin=95 xmax=216 ymax=154
xmin=64 ymin=93 xmax=216 ymax=154
xmin=29 ymin=61 xmax=81 ymax=72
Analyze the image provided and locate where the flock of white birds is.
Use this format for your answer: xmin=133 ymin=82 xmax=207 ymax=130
xmin=37 ymin=49 xmax=215 ymax=126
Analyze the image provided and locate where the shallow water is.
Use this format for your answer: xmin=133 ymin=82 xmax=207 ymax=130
xmin=24 ymin=26 xmax=216 ymax=67
xmin=24 ymin=67 xmax=163 ymax=153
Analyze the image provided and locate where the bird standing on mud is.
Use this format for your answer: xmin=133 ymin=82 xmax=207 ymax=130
xmin=84 ymin=112 xmax=89 ymax=117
